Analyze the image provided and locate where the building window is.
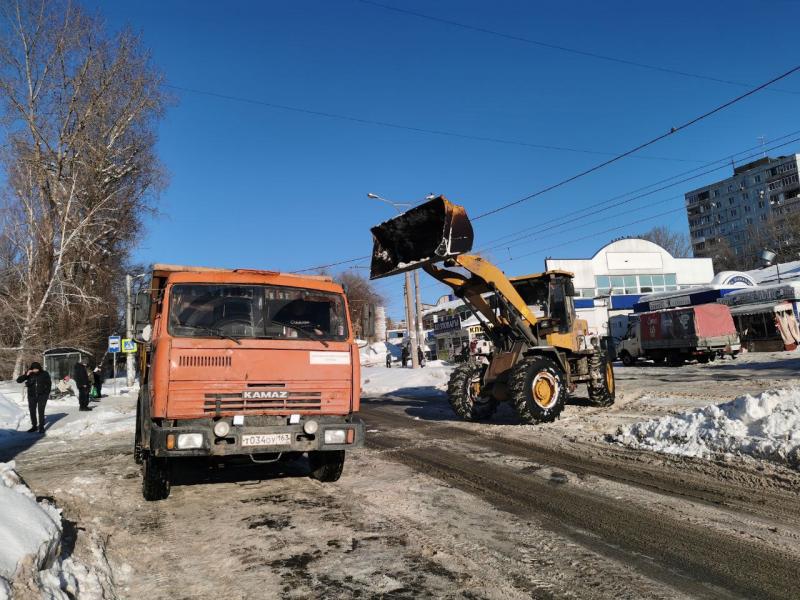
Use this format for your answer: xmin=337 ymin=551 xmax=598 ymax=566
xmin=713 ymin=189 xmax=720 ymax=197
xmin=755 ymin=174 xmax=762 ymax=183
xmin=728 ymin=197 xmax=734 ymax=205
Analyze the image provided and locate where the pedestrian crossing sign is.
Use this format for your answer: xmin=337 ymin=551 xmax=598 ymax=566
xmin=121 ymin=338 xmax=138 ymax=353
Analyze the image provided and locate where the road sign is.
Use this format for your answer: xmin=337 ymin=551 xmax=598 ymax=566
xmin=121 ymin=338 xmax=138 ymax=353
xmin=108 ymin=335 xmax=121 ymax=353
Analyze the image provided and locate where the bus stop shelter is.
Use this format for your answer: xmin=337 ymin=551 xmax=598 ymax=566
xmin=42 ymin=347 xmax=93 ymax=381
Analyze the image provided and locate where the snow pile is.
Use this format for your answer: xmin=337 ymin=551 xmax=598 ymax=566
xmin=0 ymin=461 xmax=61 ymax=588
xmin=0 ymin=392 xmax=25 ymax=435
xmin=361 ymin=363 xmax=453 ymax=397
xmin=0 ymin=461 xmax=118 ymax=598
xmin=612 ymin=388 xmax=800 ymax=468
xmin=359 ymin=341 xmax=401 ymax=366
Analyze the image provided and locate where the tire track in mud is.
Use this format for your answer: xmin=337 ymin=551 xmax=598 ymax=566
xmin=367 ymin=433 xmax=800 ymax=600
xmin=361 ymin=403 xmax=800 ymax=524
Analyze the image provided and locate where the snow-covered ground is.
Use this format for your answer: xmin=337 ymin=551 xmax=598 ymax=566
xmin=611 ymin=388 xmax=800 ymax=468
xmin=361 ymin=362 xmax=454 ymax=397
xmin=0 ymin=378 xmax=136 ymax=597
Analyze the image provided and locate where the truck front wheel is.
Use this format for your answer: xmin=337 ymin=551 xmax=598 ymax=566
xmin=308 ymin=450 xmax=345 ymax=482
xmin=447 ymin=360 xmax=497 ymax=421
xmin=510 ymin=355 xmax=567 ymax=424
xmin=619 ymin=351 xmax=635 ymax=367
xmin=142 ymin=455 xmax=171 ymax=501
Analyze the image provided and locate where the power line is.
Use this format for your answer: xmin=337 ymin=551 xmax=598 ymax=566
xmin=166 ymin=84 xmax=701 ymax=163
xmin=358 ymin=0 xmax=800 ymax=95
xmin=477 ymin=130 xmax=800 ymax=249
xmin=472 ymin=64 xmax=800 ymax=220
xmin=477 ymin=134 xmax=800 ymax=255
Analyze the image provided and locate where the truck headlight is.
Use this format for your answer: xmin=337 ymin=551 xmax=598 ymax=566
xmin=213 ymin=420 xmax=230 ymax=438
xmin=177 ymin=433 xmax=204 ymax=449
xmin=303 ymin=420 xmax=319 ymax=435
xmin=324 ymin=429 xmax=346 ymax=444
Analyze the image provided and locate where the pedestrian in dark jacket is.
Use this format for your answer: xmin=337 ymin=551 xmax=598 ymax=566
xmin=417 ymin=347 xmax=425 ymax=368
xmin=72 ymin=361 xmax=92 ymax=411
xmin=93 ymin=364 xmax=104 ymax=398
xmin=16 ymin=362 xmax=51 ymax=434
xmin=401 ymin=345 xmax=409 ymax=367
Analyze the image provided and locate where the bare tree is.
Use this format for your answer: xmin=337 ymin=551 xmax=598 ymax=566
xmin=638 ymin=226 xmax=691 ymax=258
xmin=337 ymin=271 xmax=384 ymax=340
xmin=0 ymin=0 xmax=167 ymax=376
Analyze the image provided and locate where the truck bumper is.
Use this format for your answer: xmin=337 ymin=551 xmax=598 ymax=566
xmin=149 ymin=415 xmax=365 ymax=458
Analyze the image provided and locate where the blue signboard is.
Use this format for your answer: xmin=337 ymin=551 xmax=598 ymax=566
xmin=108 ymin=335 xmax=121 ymax=353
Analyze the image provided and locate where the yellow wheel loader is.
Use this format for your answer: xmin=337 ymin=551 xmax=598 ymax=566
xmin=369 ymin=195 xmax=615 ymax=424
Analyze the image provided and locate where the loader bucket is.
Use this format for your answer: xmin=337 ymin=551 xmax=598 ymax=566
xmin=369 ymin=195 xmax=474 ymax=279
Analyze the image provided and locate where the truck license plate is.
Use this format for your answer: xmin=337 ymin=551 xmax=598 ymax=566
xmin=241 ymin=433 xmax=292 ymax=447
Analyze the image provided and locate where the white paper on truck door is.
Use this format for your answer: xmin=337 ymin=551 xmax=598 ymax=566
xmin=310 ymin=351 xmax=350 ymax=365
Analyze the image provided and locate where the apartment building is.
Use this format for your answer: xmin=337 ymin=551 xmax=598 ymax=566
xmin=685 ymin=154 xmax=800 ymax=260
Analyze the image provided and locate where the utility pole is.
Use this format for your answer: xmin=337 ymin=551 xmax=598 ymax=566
xmin=414 ymin=270 xmax=425 ymax=363
xmin=125 ymin=274 xmax=135 ymax=387
xmin=405 ymin=272 xmax=420 ymax=368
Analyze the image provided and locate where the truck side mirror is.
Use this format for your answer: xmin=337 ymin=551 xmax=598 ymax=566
xmin=133 ymin=291 xmax=152 ymax=342
xmin=362 ymin=303 xmax=376 ymax=339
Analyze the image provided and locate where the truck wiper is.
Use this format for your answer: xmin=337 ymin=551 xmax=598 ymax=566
xmin=195 ymin=327 xmax=242 ymax=345
xmin=271 ymin=320 xmax=329 ymax=348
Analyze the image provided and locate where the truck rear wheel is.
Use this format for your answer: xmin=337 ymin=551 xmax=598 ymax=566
xmin=588 ymin=354 xmax=615 ymax=407
xmin=447 ymin=360 xmax=498 ymax=421
xmin=509 ymin=355 xmax=566 ymax=424
xmin=308 ymin=450 xmax=345 ymax=482
xmin=142 ymin=455 xmax=171 ymax=501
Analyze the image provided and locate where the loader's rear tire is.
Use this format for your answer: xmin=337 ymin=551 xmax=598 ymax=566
xmin=308 ymin=450 xmax=345 ymax=482
xmin=142 ymin=455 xmax=171 ymax=501
xmin=588 ymin=353 xmax=615 ymax=407
xmin=510 ymin=355 xmax=567 ymax=424
xmin=447 ymin=360 xmax=498 ymax=421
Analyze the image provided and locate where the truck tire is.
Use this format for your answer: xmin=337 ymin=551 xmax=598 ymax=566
xmin=308 ymin=450 xmax=345 ymax=482
xmin=697 ymin=354 xmax=710 ymax=364
xmin=447 ymin=360 xmax=498 ymax=421
xmin=588 ymin=353 xmax=615 ymax=407
xmin=509 ymin=355 xmax=566 ymax=424
xmin=619 ymin=351 xmax=635 ymax=367
xmin=134 ymin=402 xmax=143 ymax=465
xmin=142 ymin=455 xmax=171 ymax=501
xmin=667 ymin=352 xmax=684 ymax=367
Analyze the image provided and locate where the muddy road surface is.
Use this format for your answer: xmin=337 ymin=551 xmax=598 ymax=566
xmin=10 ymin=354 xmax=800 ymax=599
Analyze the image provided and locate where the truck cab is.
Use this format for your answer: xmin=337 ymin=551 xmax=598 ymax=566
xmin=617 ymin=319 xmax=642 ymax=366
xmin=133 ymin=264 xmax=365 ymax=500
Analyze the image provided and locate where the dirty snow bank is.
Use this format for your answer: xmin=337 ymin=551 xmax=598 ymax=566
xmin=611 ymin=388 xmax=800 ymax=468
xmin=0 ymin=461 xmax=61 ymax=584
xmin=361 ymin=363 xmax=453 ymax=397
xmin=0 ymin=393 xmax=24 ymax=434
xmin=0 ymin=461 xmax=117 ymax=599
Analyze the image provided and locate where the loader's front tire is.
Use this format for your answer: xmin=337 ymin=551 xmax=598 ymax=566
xmin=510 ymin=355 xmax=567 ymax=424
xmin=447 ymin=360 xmax=497 ymax=421
xmin=308 ymin=450 xmax=345 ymax=482
xmin=588 ymin=353 xmax=615 ymax=407
xmin=142 ymin=455 xmax=171 ymax=501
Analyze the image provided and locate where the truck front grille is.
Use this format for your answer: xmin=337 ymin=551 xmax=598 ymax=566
xmin=179 ymin=355 xmax=232 ymax=368
xmin=203 ymin=392 xmax=322 ymax=414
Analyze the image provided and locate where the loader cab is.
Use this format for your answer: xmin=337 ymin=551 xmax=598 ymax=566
xmin=510 ymin=271 xmax=576 ymax=334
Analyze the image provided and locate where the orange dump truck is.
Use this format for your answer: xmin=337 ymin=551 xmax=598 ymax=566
xmin=132 ymin=264 xmax=364 ymax=500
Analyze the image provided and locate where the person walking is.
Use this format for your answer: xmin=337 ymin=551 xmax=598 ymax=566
xmin=417 ymin=346 xmax=425 ymax=368
xmin=401 ymin=344 xmax=409 ymax=368
xmin=16 ymin=362 xmax=52 ymax=434
xmin=72 ymin=361 xmax=92 ymax=411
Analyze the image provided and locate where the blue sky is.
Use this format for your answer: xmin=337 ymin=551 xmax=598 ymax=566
xmin=92 ymin=0 xmax=800 ymax=319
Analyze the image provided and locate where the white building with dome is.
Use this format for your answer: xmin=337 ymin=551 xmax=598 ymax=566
xmin=545 ymin=238 xmax=715 ymax=337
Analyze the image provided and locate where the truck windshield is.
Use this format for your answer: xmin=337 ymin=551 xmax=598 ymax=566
xmin=168 ymin=284 xmax=348 ymax=341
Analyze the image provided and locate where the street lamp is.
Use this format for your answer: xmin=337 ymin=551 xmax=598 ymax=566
xmin=761 ymin=249 xmax=781 ymax=283
xmin=367 ymin=192 xmax=421 ymax=369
